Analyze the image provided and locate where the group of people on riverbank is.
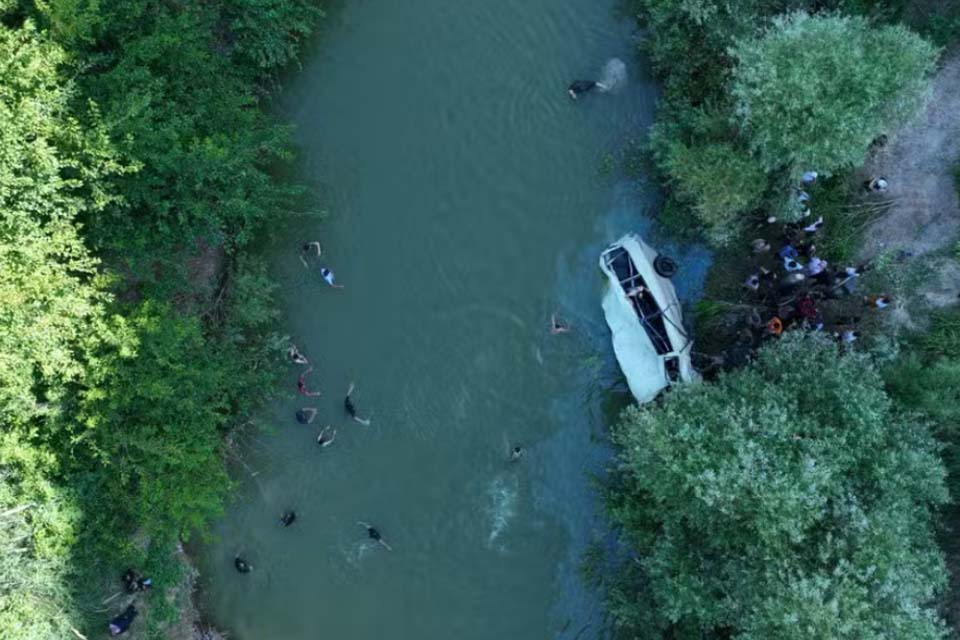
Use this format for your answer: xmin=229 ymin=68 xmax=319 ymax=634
xmin=707 ymin=172 xmax=895 ymax=369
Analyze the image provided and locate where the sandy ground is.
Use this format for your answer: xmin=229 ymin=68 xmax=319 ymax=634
xmin=859 ymin=53 xmax=960 ymax=260
xmin=855 ymin=51 xmax=960 ymax=329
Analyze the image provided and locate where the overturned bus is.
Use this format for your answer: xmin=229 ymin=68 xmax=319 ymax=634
xmin=599 ymin=234 xmax=698 ymax=403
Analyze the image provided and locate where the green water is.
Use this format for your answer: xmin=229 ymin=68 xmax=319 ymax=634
xmin=197 ymin=1 xmax=709 ymax=638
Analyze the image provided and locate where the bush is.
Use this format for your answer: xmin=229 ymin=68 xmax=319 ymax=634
xmin=731 ymin=12 xmax=938 ymax=174
xmin=0 ymin=2 xmax=322 ymax=636
xmin=659 ymin=140 xmax=766 ymax=244
xmin=607 ymin=334 xmax=949 ymax=639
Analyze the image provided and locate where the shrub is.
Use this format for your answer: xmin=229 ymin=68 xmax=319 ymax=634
xmin=660 ymin=141 xmax=766 ymax=244
xmin=730 ymin=12 xmax=938 ymax=174
xmin=607 ymin=334 xmax=949 ymax=638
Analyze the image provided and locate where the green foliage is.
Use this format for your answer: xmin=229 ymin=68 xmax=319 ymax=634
xmin=659 ymin=141 xmax=766 ymax=244
xmin=920 ymin=310 xmax=960 ymax=359
xmin=74 ymin=303 xmax=232 ymax=542
xmin=62 ymin=0 xmax=315 ymax=286
xmin=227 ymin=0 xmax=324 ymax=71
xmin=0 ymin=434 xmax=82 ymax=640
xmin=0 ymin=1 xmax=321 ymax=637
xmin=0 ymin=19 xmax=125 ymax=424
xmin=607 ymin=335 xmax=949 ymax=639
xmin=731 ymin=12 xmax=938 ymax=173
xmin=886 ymin=310 xmax=960 ymax=433
xmin=634 ymin=0 xmax=790 ymax=104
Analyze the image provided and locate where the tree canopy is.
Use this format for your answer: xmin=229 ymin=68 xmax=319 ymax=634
xmin=607 ymin=335 xmax=949 ymax=639
xmin=0 ymin=1 xmax=320 ymax=636
xmin=731 ymin=12 xmax=938 ymax=173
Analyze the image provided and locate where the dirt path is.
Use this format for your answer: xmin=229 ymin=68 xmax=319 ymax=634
xmin=859 ymin=52 xmax=960 ymax=260
xmin=856 ymin=51 xmax=960 ymax=322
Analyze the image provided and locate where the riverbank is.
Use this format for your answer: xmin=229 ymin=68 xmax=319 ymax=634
xmin=598 ymin=2 xmax=960 ymax=637
xmin=0 ymin=3 xmax=327 ymax=637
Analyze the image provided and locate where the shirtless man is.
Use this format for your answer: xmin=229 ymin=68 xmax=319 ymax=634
xmin=358 ymin=521 xmax=392 ymax=551
xmin=299 ymin=241 xmax=322 ymax=268
xmin=317 ymin=425 xmax=337 ymax=448
xmin=344 ymin=382 xmax=371 ymax=425
xmin=550 ymin=312 xmax=570 ymax=334
xmin=567 ymin=80 xmax=608 ymax=99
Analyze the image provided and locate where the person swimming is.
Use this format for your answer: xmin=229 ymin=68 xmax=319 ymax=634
xmin=510 ymin=445 xmax=524 ymax=462
xmin=344 ymin=382 xmax=371 ymax=425
xmin=320 ymin=267 xmax=344 ymax=289
xmin=296 ymin=407 xmax=317 ymax=424
xmin=298 ymin=367 xmax=321 ymax=397
xmin=358 ymin=521 xmax=392 ymax=551
xmin=280 ymin=511 xmax=297 ymax=527
xmin=234 ymin=556 xmax=252 ymax=573
xmin=550 ymin=312 xmax=569 ymax=334
xmin=567 ymin=79 xmax=608 ymax=100
xmin=287 ymin=344 xmax=309 ymax=365
xmin=317 ymin=425 xmax=336 ymax=448
xmin=299 ymin=241 xmax=322 ymax=268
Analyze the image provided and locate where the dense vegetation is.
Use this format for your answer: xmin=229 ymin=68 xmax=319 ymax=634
xmin=603 ymin=1 xmax=960 ymax=637
xmin=607 ymin=336 xmax=949 ymax=638
xmin=640 ymin=1 xmax=939 ymax=244
xmin=0 ymin=1 xmax=322 ymax=637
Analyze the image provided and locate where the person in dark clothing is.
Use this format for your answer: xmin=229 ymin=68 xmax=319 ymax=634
xmin=234 ymin=556 xmax=252 ymax=573
xmin=122 ymin=568 xmax=138 ymax=593
xmin=296 ymin=407 xmax=317 ymax=424
xmin=344 ymin=382 xmax=371 ymax=425
xmin=122 ymin=569 xmax=152 ymax=593
xmin=317 ymin=425 xmax=336 ymax=448
xmin=280 ymin=511 xmax=297 ymax=527
xmin=108 ymin=605 xmax=138 ymax=636
xmin=358 ymin=521 xmax=392 ymax=551
xmin=567 ymin=80 xmax=607 ymax=99
xmin=510 ymin=445 xmax=524 ymax=462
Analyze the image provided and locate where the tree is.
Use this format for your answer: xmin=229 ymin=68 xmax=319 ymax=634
xmin=659 ymin=140 xmax=766 ymax=244
xmin=607 ymin=334 xmax=949 ymax=639
xmin=730 ymin=12 xmax=937 ymax=173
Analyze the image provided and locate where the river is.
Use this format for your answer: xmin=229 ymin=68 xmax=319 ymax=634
xmin=196 ymin=1 xmax=709 ymax=638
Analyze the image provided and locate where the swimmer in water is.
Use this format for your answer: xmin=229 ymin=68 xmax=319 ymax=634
xmin=299 ymin=241 xmax=322 ymax=268
xmin=550 ymin=312 xmax=570 ymax=334
xmin=358 ymin=521 xmax=392 ymax=551
xmin=296 ymin=407 xmax=317 ymax=425
xmin=287 ymin=344 xmax=309 ymax=365
xmin=344 ymin=382 xmax=371 ymax=425
xmin=567 ymin=80 xmax=608 ymax=100
xmin=510 ymin=445 xmax=524 ymax=462
xmin=234 ymin=556 xmax=252 ymax=573
xmin=280 ymin=510 xmax=297 ymax=527
xmin=298 ymin=367 xmax=321 ymax=397
xmin=320 ymin=267 xmax=344 ymax=289
xmin=317 ymin=425 xmax=336 ymax=448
